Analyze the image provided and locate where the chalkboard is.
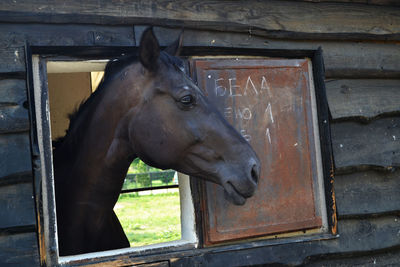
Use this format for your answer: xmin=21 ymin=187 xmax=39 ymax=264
xmin=190 ymin=58 xmax=327 ymax=244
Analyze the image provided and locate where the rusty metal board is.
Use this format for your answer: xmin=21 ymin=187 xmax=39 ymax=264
xmin=190 ymin=58 xmax=326 ymax=245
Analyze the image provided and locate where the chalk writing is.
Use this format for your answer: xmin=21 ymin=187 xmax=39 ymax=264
xmin=266 ymin=128 xmax=271 ymax=144
xmin=240 ymin=108 xmax=252 ymax=120
xmin=229 ymin=78 xmax=242 ymax=97
xmin=240 ymin=129 xmax=251 ymax=142
xmin=244 ymin=76 xmax=258 ymax=96
xmin=261 ymin=76 xmax=272 ymax=97
xmin=224 ymin=107 xmax=252 ymax=120
xmin=265 ymin=103 xmax=274 ymax=124
xmin=215 ymin=78 xmax=226 ymax=97
xmin=264 ymin=103 xmax=274 ymax=145
xmin=214 ymin=75 xmax=271 ymax=97
xmin=213 ymin=74 xmax=277 ymax=146
xmin=224 ymin=107 xmax=232 ymax=118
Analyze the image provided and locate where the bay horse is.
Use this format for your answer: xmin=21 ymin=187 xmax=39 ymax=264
xmin=53 ymin=28 xmax=260 ymax=256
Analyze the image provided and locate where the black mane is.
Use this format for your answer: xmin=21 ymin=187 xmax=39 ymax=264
xmin=52 ymin=53 xmax=137 ymax=156
xmin=52 ymin=51 xmax=184 ymax=158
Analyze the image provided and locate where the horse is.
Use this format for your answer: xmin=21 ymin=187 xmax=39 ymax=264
xmin=53 ymin=27 xmax=260 ymax=256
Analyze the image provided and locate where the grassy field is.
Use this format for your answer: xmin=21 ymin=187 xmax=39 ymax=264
xmin=114 ymin=192 xmax=181 ymax=247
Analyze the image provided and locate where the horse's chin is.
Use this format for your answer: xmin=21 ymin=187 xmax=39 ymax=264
xmin=223 ymin=182 xmax=248 ymax=206
xmin=176 ymin=163 xmax=254 ymax=205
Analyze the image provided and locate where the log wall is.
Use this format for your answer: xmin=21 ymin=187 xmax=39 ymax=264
xmin=0 ymin=1 xmax=398 ymax=266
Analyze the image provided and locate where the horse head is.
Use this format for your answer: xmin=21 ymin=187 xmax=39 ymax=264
xmin=125 ymin=28 xmax=260 ymax=205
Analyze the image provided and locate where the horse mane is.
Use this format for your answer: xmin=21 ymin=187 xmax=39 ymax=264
xmin=52 ymin=53 xmax=138 ymax=158
xmin=52 ymin=51 xmax=183 ymax=161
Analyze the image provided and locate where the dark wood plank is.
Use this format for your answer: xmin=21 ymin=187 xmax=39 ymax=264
xmin=322 ymin=42 xmax=400 ymax=77
xmin=0 ymin=171 xmax=32 ymax=187
xmin=0 ymin=79 xmax=28 ymax=133
xmin=135 ymin=26 xmax=268 ymax=48
xmin=0 ymin=132 xmax=32 ymax=180
xmin=0 ymin=24 xmax=134 ymax=73
xmin=0 ymin=46 xmax=25 ymax=73
xmin=0 ymin=1 xmax=399 ymax=40
xmin=200 ymin=216 xmax=400 ymax=266
xmin=326 ymin=79 xmax=400 ymax=120
xmin=301 ymin=0 xmax=400 ymax=6
xmin=0 ymin=232 xmax=40 ymax=266
xmin=0 ymin=106 xmax=29 ymax=134
xmin=0 ymin=182 xmax=36 ymax=229
xmin=1 ymin=23 xmax=399 ymax=77
xmin=137 ymin=26 xmax=400 ymax=78
xmin=0 ymin=79 xmax=26 ymax=105
xmin=0 ymin=23 xmax=134 ymax=47
xmin=335 ymin=170 xmax=400 ymax=218
xmin=331 ymin=117 xmax=400 ymax=171
xmin=305 ymin=248 xmax=400 ymax=266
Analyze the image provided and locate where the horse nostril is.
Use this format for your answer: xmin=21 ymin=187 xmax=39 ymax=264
xmin=250 ymin=164 xmax=259 ymax=184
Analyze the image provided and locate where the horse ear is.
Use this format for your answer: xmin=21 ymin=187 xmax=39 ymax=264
xmin=139 ymin=27 xmax=160 ymax=72
xmin=164 ymin=29 xmax=183 ymax=56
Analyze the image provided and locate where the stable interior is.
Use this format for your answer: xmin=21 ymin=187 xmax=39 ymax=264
xmin=45 ymin=61 xmax=197 ymax=255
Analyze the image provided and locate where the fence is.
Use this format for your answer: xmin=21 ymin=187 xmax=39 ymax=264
xmin=121 ymin=170 xmax=178 ymax=194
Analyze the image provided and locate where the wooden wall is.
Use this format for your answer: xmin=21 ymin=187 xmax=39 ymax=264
xmin=0 ymin=22 xmax=135 ymax=267
xmin=0 ymin=1 xmax=399 ymax=266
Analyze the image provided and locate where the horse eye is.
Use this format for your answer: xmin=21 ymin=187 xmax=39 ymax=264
xmin=180 ymin=95 xmax=194 ymax=106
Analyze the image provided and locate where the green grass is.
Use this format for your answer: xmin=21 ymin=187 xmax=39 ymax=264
xmin=114 ymin=192 xmax=181 ymax=247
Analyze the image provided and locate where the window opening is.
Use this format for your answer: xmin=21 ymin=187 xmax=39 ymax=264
xmin=116 ymin=158 xmax=181 ymax=247
xmin=47 ymin=67 xmax=183 ymax=248
xmin=34 ymin=58 xmax=197 ymax=262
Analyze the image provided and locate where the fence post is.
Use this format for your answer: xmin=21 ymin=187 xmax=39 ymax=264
xmin=134 ymin=174 xmax=137 ymax=189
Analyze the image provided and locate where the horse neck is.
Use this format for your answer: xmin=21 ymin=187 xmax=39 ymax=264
xmin=57 ymin=67 xmax=142 ymax=210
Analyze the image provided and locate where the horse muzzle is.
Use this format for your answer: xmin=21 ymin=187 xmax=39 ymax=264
xmin=222 ymin=157 xmax=260 ymax=205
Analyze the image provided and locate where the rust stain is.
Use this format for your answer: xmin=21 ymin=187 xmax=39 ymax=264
xmin=331 ymin=189 xmax=338 ymax=236
xmin=37 ymin=212 xmax=47 ymax=266
xmin=330 ymin=156 xmax=338 ymax=235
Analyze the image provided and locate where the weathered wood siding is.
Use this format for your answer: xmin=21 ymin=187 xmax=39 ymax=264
xmin=0 ymin=22 xmax=135 ymax=266
xmin=0 ymin=1 xmax=399 ymax=266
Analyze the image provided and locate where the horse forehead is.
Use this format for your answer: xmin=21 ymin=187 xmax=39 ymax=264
xmin=156 ymin=62 xmax=203 ymax=95
xmin=158 ymin=67 xmax=189 ymax=87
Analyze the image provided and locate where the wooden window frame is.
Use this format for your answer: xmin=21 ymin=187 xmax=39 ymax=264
xmin=26 ymin=47 xmax=198 ymax=266
xmin=26 ymin=45 xmax=337 ymax=266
